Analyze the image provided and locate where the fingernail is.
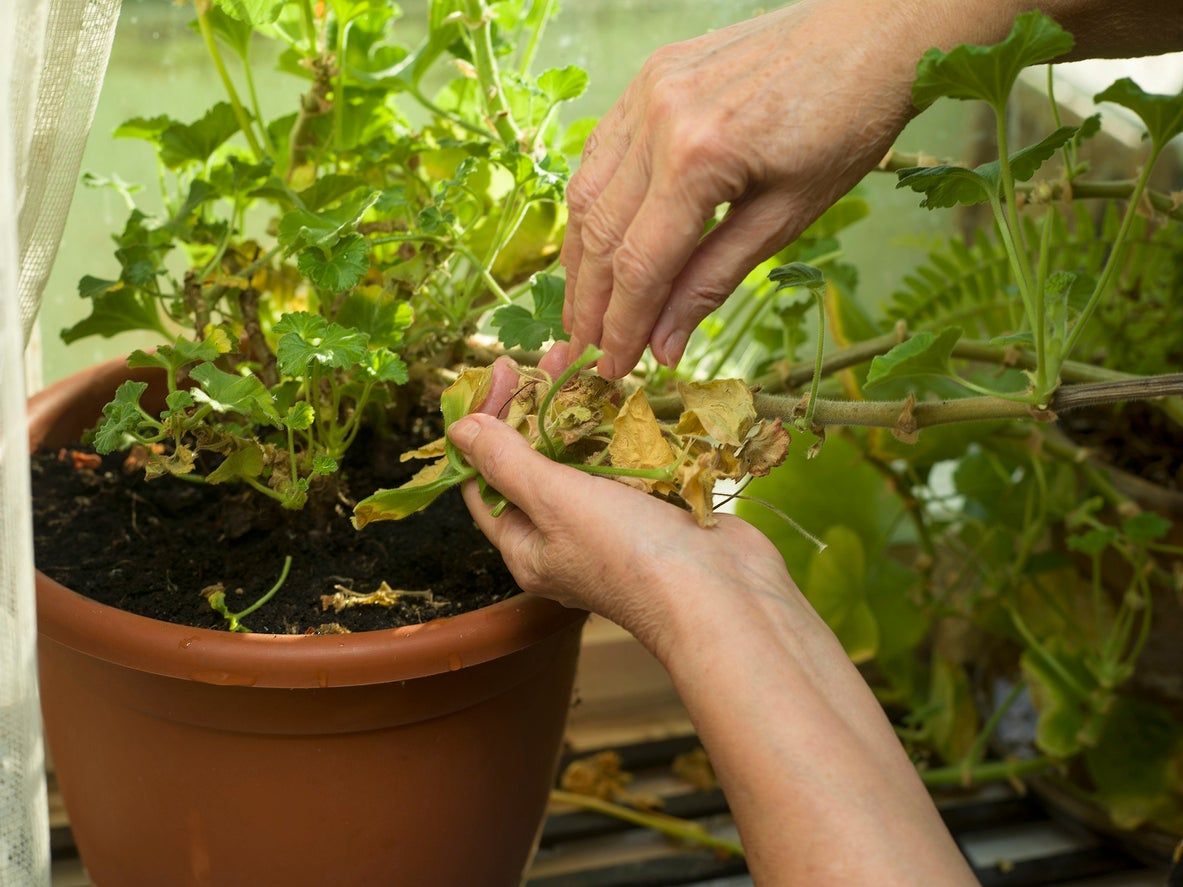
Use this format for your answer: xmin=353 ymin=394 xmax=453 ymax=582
xmin=658 ymin=329 xmax=689 ymax=367
xmin=598 ymin=354 xmax=616 ymax=379
xmin=448 ymin=415 xmax=481 ymax=451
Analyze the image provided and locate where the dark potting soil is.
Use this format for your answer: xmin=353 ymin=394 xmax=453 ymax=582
xmin=1060 ymin=401 xmax=1183 ymax=492
xmin=31 ymin=424 xmax=519 ymax=634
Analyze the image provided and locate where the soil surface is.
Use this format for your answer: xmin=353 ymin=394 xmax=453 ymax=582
xmin=31 ymin=422 xmax=520 ymax=634
xmin=1060 ymin=401 xmax=1183 ymax=491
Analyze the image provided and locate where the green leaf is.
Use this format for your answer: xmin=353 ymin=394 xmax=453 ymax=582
xmin=189 ymin=362 xmax=280 ymax=425
xmin=312 ymin=454 xmax=339 ymax=475
xmin=864 ymin=327 xmax=963 ymax=389
xmin=92 ymin=380 xmax=152 ymax=453
xmin=1094 ymin=78 xmax=1183 ymax=150
xmin=273 ymin=311 xmax=370 ymax=376
xmin=334 ymin=287 xmax=413 ymax=348
xmin=1067 ymin=527 xmax=1117 ymax=556
xmin=113 ymin=114 xmax=172 ymax=143
xmin=1021 ymin=641 xmax=1098 ymax=758
xmin=128 ymin=329 xmax=232 ymax=374
xmin=212 ymin=0 xmax=285 ymax=26
xmin=352 ymin=461 xmax=469 ymax=527
xmin=277 ymin=191 xmax=380 ymax=253
xmin=912 ymin=11 xmax=1074 ymax=111
xmin=1084 ymin=698 xmax=1183 ymax=830
xmin=1122 ymin=512 xmax=1172 ymax=544
xmin=297 ymin=174 xmax=365 ymax=211
xmin=206 ymin=440 xmax=265 ymax=484
xmin=61 ymin=282 xmax=166 ymax=344
xmin=804 ymin=527 xmax=879 ymax=663
xmin=538 ymin=66 xmax=589 ymax=103
xmin=363 ymin=348 xmax=409 ymax=384
xmin=165 ymin=390 xmax=195 ymax=414
xmin=202 ymin=6 xmax=253 ymax=59
xmin=490 ymin=272 xmax=567 ymax=350
xmin=297 ymin=235 xmax=370 ymax=291
xmin=284 ymin=402 xmax=316 ymax=430
xmin=769 ymin=262 xmax=825 ymax=292
xmin=980 ymin=125 xmax=1078 ymax=183
xmin=156 ymin=102 xmax=242 ymax=169
xmin=1073 ymin=112 xmax=1102 ymax=147
xmin=895 ymin=165 xmax=992 ymax=209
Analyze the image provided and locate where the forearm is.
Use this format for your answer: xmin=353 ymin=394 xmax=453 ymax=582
xmin=652 ymin=578 xmax=975 ymax=885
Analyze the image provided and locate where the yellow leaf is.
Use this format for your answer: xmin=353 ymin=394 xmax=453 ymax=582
xmin=608 ymin=390 xmax=676 ymax=478
xmin=676 ymin=453 xmax=719 ymax=527
xmin=675 ymin=379 xmax=756 ymax=446
xmin=440 ymin=367 xmax=493 ymax=427
xmin=399 ymin=437 xmax=447 ymax=462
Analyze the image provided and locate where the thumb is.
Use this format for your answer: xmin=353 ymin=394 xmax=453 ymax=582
xmin=448 ymin=413 xmax=558 ymax=523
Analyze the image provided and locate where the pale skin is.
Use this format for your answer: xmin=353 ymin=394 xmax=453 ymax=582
xmin=451 ymin=1 xmax=1183 ymax=882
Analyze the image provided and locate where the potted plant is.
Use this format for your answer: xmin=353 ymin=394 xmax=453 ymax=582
xmin=31 ymin=1 xmax=598 ymax=883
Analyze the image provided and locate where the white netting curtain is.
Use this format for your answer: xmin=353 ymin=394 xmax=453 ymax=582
xmin=2 ymin=0 xmax=120 ymax=883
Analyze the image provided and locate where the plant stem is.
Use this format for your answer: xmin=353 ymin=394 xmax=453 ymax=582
xmin=726 ymin=494 xmax=827 ymax=552
xmin=961 ymin=681 xmax=1025 ymax=776
xmin=571 ymin=462 xmax=675 ymax=481
xmin=518 ymin=0 xmax=556 ymax=75
xmin=231 ymin=555 xmax=294 ymax=629
xmin=464 ymin=0 xmax=523 ymax=144
xmin=988 ymin=192 xmax=1038 ymax=336
xmin=242 ymin=51 xmax=274 ymax=153
xmin=1062 ymin=149 xmax=1161 ymax=361
xmin=537 ymin=344 xmax=602 ymax=458
xmin=194 ymin=1 xmax=263 ymax=158
xmin=549 ymin=790 xmax=744 ymax=858
xmin=994 ymin=107 xmax=1034 ymax=284
xmin=921 ymin=756 xmax=1053 ymax=788
xmin=299 ymin=0 xmax=318 ymax=56
xmin=802 ymin=289 xmax=826 ymax=430
xmin=1033 ymin=206 xmax=1055 ymax=395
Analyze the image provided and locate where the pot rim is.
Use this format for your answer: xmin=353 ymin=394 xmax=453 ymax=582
xmin=31 ymin=357 xmax=585 ymax=689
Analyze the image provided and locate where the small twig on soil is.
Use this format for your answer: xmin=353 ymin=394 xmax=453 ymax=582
xmin=321 ymin=581 xmax=436 ymax=613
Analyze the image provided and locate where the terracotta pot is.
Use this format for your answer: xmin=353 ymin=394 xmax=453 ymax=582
xmin=30 ymin=358 xmax=587 ymax=887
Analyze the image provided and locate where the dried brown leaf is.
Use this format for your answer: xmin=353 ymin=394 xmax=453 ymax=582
xmin=739 ymin=419 xmax=791 ymax=477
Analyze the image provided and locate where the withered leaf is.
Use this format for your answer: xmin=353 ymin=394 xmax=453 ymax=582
xmin=676 ymin=452 xmax=719 ymax=527
xmin=675 ymin=379 xmax=756 ymax=446
xmin=608 ymin=390 xmax=676 ymax=477
xmin=740 ymin=419 xmax=791 ymax=476
xmin=399 ymin=437 xmax=447 ymax=462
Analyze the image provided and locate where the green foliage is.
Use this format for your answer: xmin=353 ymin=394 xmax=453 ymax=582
xmin=1094 ymin=78 xmax=1183 ymax=151
xmin=72 ymin=0 xmax=586 ymax=509
xmin=769 ymin=261 xmax=826 ymax=293
xmin=864 ymin=327 xmax=962 ymax=389
xmin=896 ymin=127 xmax=1076 ymax=209
xmin=911 ymin=11 xmax=1073 ymax=111
xmin=491 ymin=273 xmax=568 ymax=350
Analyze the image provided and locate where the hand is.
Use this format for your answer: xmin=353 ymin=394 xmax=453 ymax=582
xmin=559 ymin=0 xmax=1035 ymax=379
xmin=447 ymin=343 xmax=794 ymax=651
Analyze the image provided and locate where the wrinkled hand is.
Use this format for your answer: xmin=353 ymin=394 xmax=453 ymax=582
xmin=448 ymin=343 xmax=793 ymax=649
xmin=560 ymin=0 xmax=939 ymax=378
